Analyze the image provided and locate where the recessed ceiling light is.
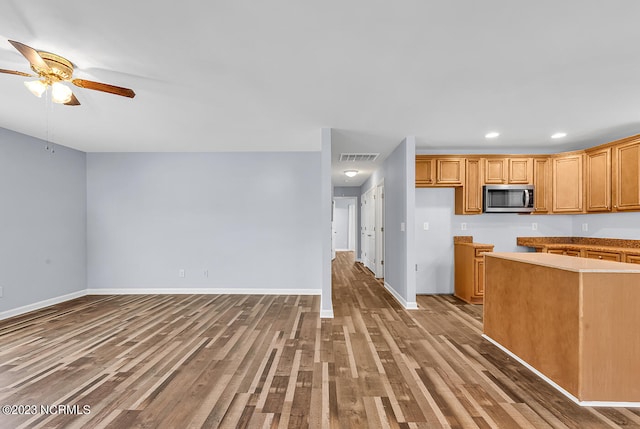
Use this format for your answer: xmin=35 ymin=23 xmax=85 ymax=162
xmin=344 ymin=170 xmax=358 ymax=177
xmin=485 ymin=132 xmax=500 ymax=139
xmin=551 ymin=132 xmax=567 ymax=139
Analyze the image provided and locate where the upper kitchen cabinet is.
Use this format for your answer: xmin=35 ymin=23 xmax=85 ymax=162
xmin=415 ymin=156 xmax=464 ymax=187
xmin=484 ymin=157 xmax=532 ymax=184
xmin=585 ymin=147 xmax=611 ymax=212
xmin=416 ymin=156 xmax=435 ymax=186
xmin=533 ymin=157 xmax=551 ymax=213
xmin=455 ymin=158 xmax=482 ymax=214
xmin=552 ymin=153 xmax=584 ymax=213
xmin=612 ymin=137 xmax=640 ymax=211
xmin=436 ymin=158 xmax=464 ymax=185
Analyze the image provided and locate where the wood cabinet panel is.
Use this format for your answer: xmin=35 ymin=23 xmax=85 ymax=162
xmin=583 ymin=250 xmax=622 ymax=262
xmin=508 ymin=158 xmax=532 ymax=184
xmin=484 ymin=158 xmax=506 ymax=184
xmin=474 ymin=258 xmax=485 ymax=296
xmin=436 ymin=158 xmax=463 ymax=185
xmin=626 ymin=254 xmax=640 ymax=264
xmin=552 ymin=154 xmax=584 ymax=213
xmin=533 ymin=157 xmax=550 ymax=213
xmin=613 ymin=140 xmax=640 ymax=211
xmin=415 ymin=157 xmax=434 ymax=186
xmin=455 ymin=158 xmax=482 ymax=214
xmin=416 ymin=156 xmax=463 ymax=187
xmin=483 ymin=157 xmax=532 ymax=184
xmin=454 ymin=241 xmax=494 ymax=304
xmin=585 ymin=147 xmax=611 ymax=212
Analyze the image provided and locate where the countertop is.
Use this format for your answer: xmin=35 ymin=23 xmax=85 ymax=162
xmin=517 ymin=236 xmax=640 ymax=254
xmin=486 ymin=252 xmax=640 ymax=273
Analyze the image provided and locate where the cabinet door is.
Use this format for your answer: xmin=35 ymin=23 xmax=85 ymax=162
xmin=474 ymin=258 xmax=485 ymax=297
xmin=584 ymin=250 xmax=621 ymax=262
xmin=436 ymin=158 xmax=463 ymax=185
xmin=509 ymin=158 xmax=532 ymax=184
xmin=552 ymin=154 xmax=584 ymax=213
xmin=416 ymin=157 xmax=434 ymax=187
xmin=484 ymin=158 xmax=506 ymax=184
xmin=455 ymin=158 xmax=482 ymax=214
xmin=585 ymin=148 xmax=611 ymax=212
xmin=533 ymin=158 xmax=550 ymax=213
xmin=613 ymin=140 xmax=640 ymax=211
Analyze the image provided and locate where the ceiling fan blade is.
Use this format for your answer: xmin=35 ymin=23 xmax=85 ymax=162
xmin=8 ymin=40 xmax=51 ymax=72
xmin=0 ymin=68 xmax=35 ymax=77
xmin=64 ymin=93 xmax=81 ymax=106
xmin=72 ymin=78 xmax=135 ymax=98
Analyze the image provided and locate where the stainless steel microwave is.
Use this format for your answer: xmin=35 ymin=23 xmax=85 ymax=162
xmin=483 ymin=185 xmax=534 ymax=213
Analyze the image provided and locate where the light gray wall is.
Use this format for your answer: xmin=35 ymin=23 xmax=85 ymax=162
xmin=571 ymin=212 xmax=640 ymax=238
xmin=86 ymin=151 xmax=323 ymax=293
xmin=321 ymin=129 xmax=333 ymax=317
xmin=361 ymin=137 xmax=416 ymax=308
xmin=0 ymin=128 xmax=87 ymax=315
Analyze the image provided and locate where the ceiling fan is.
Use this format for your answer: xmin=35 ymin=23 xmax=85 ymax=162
xmin=0 ymin=40 xmax=135 ymax=106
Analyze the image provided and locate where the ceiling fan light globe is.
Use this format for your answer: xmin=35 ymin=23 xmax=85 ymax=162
xmin=24 ymin=80 xmax=47 ymax=97
xmin=51 ymin=82 xmax=73 ymax=104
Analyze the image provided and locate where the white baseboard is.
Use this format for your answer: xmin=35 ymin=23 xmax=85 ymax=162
xmin=383 ymin=282 xmax=418 ymax=310
xmin=1 ymin=288 xmax=323 ymax=321
xmin=320 ymin=309 xmax=334 ymax=319
xmin=0 ymin=290 xmax=87 ymax=321
xmin=86 ymin=287 xmax=322 ymax=296
xmin=482 ymin=334 xmax=640 ymax=408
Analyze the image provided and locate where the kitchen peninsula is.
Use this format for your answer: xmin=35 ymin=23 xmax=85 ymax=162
xmin=483 ymin=252 xmax=640 ymax=406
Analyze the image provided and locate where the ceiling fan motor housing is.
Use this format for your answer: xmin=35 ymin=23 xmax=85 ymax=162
xmin=31 ymin=51 xmax=74 ymax=81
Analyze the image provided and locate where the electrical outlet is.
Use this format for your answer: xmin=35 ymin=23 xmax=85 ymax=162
xmin=0 ymin=286 xmax=3 ymax=298
xmin=461 ymin=223 xmax=467 ymax=231
xmin=532 ymin=222 xmax=538 ymax=231
xmin=582 ymin=223 xmax=588 ymax=232
xmin=423 ymin=222 xmax=429 ymax=230
xmin=179 ymin=269 xmax=185 ymax=278
xmin=204 ymin=269 xmax=209 ymax=278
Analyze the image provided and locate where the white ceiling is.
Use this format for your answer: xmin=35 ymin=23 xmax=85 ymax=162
xmin=2 ymin=1 xmax=640 ymax=187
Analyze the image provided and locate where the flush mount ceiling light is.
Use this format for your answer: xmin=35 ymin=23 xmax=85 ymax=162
xmin=344 ymin=170 xmax=358 ymax=178
xmin=551 ymin=132 xmax=567 ymax=139
xmin=485 ymin=132 xmax=500 ymax=139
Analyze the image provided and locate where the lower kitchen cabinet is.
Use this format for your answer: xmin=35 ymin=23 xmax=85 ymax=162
xmin=583 ymin=250 xmax=622 ymax=262
xmin=454 ymin=241 xmax=494 ymax=304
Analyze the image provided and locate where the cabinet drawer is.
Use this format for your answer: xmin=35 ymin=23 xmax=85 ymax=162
xmin=475 ymin=248 xmax=492 ymax=257
xmin=584 ymin=250 xmax=622 ymax=262
xmin=625 ymin=254 xmax=640 ymax=264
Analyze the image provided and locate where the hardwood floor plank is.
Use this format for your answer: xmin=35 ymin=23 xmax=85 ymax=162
xmin=1 ymin=251 xmax=639 ymax=428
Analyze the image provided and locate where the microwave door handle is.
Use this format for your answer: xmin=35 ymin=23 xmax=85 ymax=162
xmin=524 ymin=190 xmax=530 ymax=207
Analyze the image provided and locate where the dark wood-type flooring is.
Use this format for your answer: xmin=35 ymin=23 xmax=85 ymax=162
xmin=1 ymin=251 xmax=639 ymax=428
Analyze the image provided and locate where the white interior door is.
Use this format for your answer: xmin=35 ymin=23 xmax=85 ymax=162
xmin=361 ymin=188 xmax=376 ymax=272
xmin=375 ymin=182 xmax=385 ymax=278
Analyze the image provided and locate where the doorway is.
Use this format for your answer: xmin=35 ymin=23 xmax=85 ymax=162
xmin=333 ymin=197 xmax=357 ymax=252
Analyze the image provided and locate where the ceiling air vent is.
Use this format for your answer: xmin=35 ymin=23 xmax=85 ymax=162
xmin=339 ymin=153 xmax=379 ymax=162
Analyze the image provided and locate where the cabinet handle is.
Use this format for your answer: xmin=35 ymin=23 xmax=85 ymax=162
xmin=598 ymin=256 xmax=603 ymax=259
